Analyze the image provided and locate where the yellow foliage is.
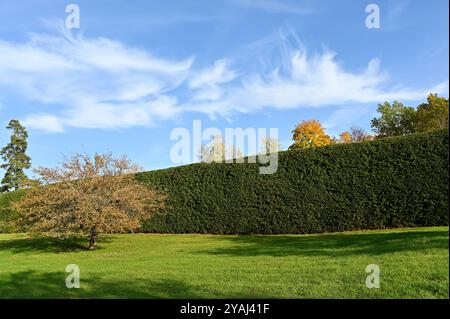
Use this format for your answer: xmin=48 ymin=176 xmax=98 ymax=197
xmin=290 ymin=119 xmax=332 ymax=149
xmin=13 ymin=153 xmax=165 ymax=249
xmin=339 ymin=131 xmax=352 ymax=143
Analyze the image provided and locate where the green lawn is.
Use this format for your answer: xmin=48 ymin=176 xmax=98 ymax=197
xmin=0 ymin=227 xmax=448 ymax=299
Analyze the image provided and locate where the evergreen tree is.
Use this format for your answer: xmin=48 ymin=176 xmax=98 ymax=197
xmin=0 ymin=120 xmax=31 ymax=192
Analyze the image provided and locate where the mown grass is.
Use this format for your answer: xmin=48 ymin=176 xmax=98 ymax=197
xmin=0 ymin=227 xmax=448 ymax=299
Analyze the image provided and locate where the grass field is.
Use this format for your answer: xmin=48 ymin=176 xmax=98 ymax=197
xmin=0 ymin=227 xmax=448 ymax=299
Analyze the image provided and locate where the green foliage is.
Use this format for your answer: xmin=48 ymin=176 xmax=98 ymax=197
xmin=1 ymin=130 xmax=448 ymax=235
xmin=0 ymin=120 xmax=32 ymax=192
xmin=137 ymin=129 xmax=449 ymax=234
xmin=371 ymin=101 xmax=417 ymax=137
xmin=415 ymin=94 xmax=449 ymax=133
xmin=0 ymin=190 xmax=25 ymax=233
xmin=371 ymin=94 xmax=449 ymax=138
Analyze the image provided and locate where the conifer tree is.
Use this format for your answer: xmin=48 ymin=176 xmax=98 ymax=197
xmin=0 ymin=120 xmax=31 ymax=192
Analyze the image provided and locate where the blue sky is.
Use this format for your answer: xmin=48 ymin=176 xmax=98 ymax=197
xmin=0 ymin=0 xmax=448 ymax=172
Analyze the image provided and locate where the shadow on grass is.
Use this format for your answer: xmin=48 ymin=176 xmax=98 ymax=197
xmin=0 ymin=270 xmax=221 ymax=299
xmin=0 ymin=236 xmax=113 ymax=254
xmin=197 ymin=229 xmax=449 ymax=258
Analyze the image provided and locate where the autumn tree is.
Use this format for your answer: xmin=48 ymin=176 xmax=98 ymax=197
xmin=289 ymin=119 xmax=331 ymax=149
xmin=339 ymin=131 xmax=352 ymax=143
xmin=13 ymin=153 xmax=164 ymax=250
xmin=199 ymin=134 xmax=243 ymax=163
xmin=0 ymin=120 xmax=31 ymax=192
xmin=350 ymin=127 xmax=372 ymax=142
xmin=371 ymin=101 xmax=416 ymax=138
xmin=415 ymin=93 xmax=449 ymax=132
xmin=339 ymin=127 xmax=372 ymax=143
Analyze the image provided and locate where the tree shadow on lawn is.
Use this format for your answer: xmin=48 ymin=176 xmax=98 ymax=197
xmin=0 ymin=236 xmax=113 ymax=254
xmin=0 ymin=270 xmax=222 ymax=299
xmin=197 ymin=229 xmax=449 ymax=258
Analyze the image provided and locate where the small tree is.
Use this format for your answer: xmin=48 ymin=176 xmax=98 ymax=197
xmin=199 ymin=135 xmax=225 ymax=163
xmin=0 ymin=120 xmax=31 ymax=192
xmin=350 ymin=127 xmax=372 ymax=142
xmin=199 ymin=134 xmax=243 ymax=163
xmin=13 ymin=153 xmax=164 ymax=250
xmin=339 ymin=127 xmax=373 ymax=143
xmin=339 ymin=131 xmax=352 ymax=143
xmin=415 ymin=93 xmax=449 ymax=132
xmin=289 ymin=119 xmax=331 ymax=149
xmin=371 ymin=101 xmax=416 ymax=138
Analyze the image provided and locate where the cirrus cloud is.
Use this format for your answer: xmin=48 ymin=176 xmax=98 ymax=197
xmin=0 ymin=27 xmax=447 ymax=133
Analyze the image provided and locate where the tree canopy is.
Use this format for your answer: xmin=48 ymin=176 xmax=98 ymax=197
xmin=13 ymin=153 xmax=165 ymax=249
xmin=415 ymin=94 xmax=449 ymax=133
xmin=289 ymin=119 xmax=332 ymax=149
xmin=370 ymin=101 xmax=416 ymax=138
xmin=371 ymin=94 xmax=448 ymax=138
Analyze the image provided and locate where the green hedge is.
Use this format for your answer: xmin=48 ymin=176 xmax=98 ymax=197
xmin=1 ymin=129 xmax=448 ymax=234
xmin=0 ymin=189 xmax=25 ymax=233
xmin=137 ymin=129 xmax=449 ymax=234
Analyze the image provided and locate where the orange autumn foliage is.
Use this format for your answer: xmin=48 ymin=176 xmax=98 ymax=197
xmin=13 ymin=153 xmax=165 ymax=249
xmin=289 ymin=119 xmax=332 ymax=149
xmin=339 ymin=131 xmax=352 ymax=143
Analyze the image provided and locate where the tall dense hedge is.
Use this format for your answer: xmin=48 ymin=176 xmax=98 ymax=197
xmin=137 ymin=129 xmax=449 ymax=234
xmin=0 ymin=129 xmax=448 ymax=234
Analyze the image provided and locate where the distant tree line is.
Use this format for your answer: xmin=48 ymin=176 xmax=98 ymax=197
xmin=1 ymin=93 xmax=447 ymax=191
xmin=289 ymin=93 xmax=448 ymax=149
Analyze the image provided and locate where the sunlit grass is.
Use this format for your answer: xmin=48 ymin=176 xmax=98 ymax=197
xmin=0 ymin=227 xmax=448 ymax=299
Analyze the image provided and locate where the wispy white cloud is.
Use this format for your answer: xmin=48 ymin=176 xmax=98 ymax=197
xmin=189 ymin=59 xmax=237 ymax=101
xmin=0 ymin=26 xmax=193 ymax=131
xmin=232 ymin=52 xmax=446 ymax=109
xmin=189 ymin=59 xmax=237 ymax=89
xmin=381 ymin=0 xmax=413 ymax=31
xmin=0 ymin=26 xmax=447 ymax=133
xmin=23 ymin=114 xmax=65 ymax=133
xmin=184 ymin=46 xmax=448 ymax=116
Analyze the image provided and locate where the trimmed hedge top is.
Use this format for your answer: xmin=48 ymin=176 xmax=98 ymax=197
xmin=137 ymin=129 xmax=449 ymax=234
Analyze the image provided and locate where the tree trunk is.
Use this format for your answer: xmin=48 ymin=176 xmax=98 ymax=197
xmin=89 ymin=227 xmax=97 ymax=250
